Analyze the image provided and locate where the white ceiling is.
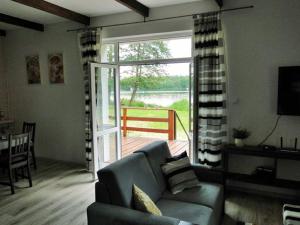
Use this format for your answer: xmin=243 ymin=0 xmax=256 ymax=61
xmin=0 ymin=0 xmax=201 ymax=30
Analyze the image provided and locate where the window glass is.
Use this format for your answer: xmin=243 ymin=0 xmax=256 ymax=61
xmin=119 ymin=38 xmax=191 ymax=62
xmin=119 ymin=63 xmax=190 ymax=140
xmin=120 ymin=63 xmax=190 ymax=105
xmin=101 ymin=44 xmax=115 ymax=63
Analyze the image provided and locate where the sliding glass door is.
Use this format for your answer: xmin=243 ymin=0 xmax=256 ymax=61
xmin=90 ymin=63 xmax=121 ymax=179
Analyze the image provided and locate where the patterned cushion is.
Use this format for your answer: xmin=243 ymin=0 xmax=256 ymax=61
xmin=161 ymin=152 xmax=201 ymax=194
xmin=132 ymin=184 xmax=162 ymax=216
xmin=283 ymin=204 xmax=300 ymax=225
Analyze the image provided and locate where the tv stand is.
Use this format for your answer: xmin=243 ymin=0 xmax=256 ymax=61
xmin=222 ymin=145 xmax=300 ymax=197
xmin=280 ymin=148 xmax=298 ymax=153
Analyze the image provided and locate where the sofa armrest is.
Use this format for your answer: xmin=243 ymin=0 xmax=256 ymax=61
xmin=95 ymin=181 xmax=110 ymax=203
xmin=87 ymin=202 xmax=192 ymax=225
xmin=192 ymin=164 xmax=224 ymax=184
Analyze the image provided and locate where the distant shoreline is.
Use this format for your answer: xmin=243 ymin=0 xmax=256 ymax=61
xmin=120 ymin=90 xmax=189 ymax=94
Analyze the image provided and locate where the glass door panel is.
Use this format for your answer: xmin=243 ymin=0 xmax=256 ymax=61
xmin=98 ymin=132 xmax=118 ymax=166
xmin=189 ymin=62 xmax=194 ymax=162
xmin=94 ymin=67 xmax=117 ymax=131
xmin=90 ymin=63 xmax=121 ymax=179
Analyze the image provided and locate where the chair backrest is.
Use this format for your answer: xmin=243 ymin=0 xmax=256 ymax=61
xmin=8 ymin=133 xmax=30 ymax=165
xmin=22 ymin=122 xmax=36 ymax=143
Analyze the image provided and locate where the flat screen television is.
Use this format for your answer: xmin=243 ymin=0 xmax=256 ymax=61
xmin=277 ymin=66 xmax=300 ymax=115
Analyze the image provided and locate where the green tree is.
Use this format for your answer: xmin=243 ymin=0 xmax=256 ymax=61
xmin=121 ymin=76 xmax=189 ymax=91
xmin=120 ymin=41 xmax=171 ymax=105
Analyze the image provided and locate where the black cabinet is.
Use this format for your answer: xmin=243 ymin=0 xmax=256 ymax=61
xmin=222 ymin=145 xmax=300 ymax=190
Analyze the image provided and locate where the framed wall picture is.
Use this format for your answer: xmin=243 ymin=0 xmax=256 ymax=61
xmin=48 ymin=53 xmax=64 ymax=84
xmin=26 ymin=55 xmax=41 ymax=84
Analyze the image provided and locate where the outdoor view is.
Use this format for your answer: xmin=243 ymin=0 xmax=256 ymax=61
xmin=102 ymin=37 xmax=192 ymax=140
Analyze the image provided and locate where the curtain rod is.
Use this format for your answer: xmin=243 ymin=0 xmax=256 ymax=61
xmin=67 ymin=5 xmax=254 ymax=32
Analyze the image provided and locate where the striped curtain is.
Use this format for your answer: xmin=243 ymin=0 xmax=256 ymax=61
xmin=78 ymin=29 xmax=101 ymax=171
xmin=193 ymin=12 xmax=227 ymax=167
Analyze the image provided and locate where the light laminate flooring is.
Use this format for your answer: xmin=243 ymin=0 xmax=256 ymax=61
xmin=0 ymin=159 xmax=95 ymax=225
xmin=223 ymin=192 xmax=283 ymax=225
xmin=0 ymin=158 xmax=284 ymax=225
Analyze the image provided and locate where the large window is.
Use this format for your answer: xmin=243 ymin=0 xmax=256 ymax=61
xmin=101 ymin=43 xmax=115 ymax=63
xmin=101 ymin=36 xmax=191 ymax=64
xmin=102 ymin=34 xmax=192 ymax=140
xmin=119 ymin=38 xmax=191 ymax=62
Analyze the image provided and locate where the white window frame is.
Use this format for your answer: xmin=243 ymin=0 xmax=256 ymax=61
xmin=102 ymin=30 xmax=193 ymax=65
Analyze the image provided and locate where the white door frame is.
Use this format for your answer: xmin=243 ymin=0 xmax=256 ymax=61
xmin=90 ymin=62 xmax=121 ymax=179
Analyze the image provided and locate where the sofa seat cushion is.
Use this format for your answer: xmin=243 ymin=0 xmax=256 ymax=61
xmin=161 ymin=182 xmax=224 ymax=225
xmin=156 ymin=199 xmax=213 ymax=225
xmin=161 ymin=182 xmax=223 ymax=210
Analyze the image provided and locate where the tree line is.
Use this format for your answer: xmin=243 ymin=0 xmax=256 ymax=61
xmin=121 ymin=76 xmax=189 ymax=91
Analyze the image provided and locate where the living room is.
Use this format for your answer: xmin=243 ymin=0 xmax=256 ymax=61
xmin=0 ymin=0 xmax=300 ymax=225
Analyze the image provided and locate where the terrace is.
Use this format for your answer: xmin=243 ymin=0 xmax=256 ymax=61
xmin=122 ymin=136 xmax=189 ymax=157
xmin=120 ymin=107 xmax=190 ymax=157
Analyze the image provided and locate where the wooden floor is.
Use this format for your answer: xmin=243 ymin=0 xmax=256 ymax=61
xmin=0 ymin=159 xmax=94 ymax=225
xmin=122 ymin=136 xmax=189 ymax=157
xmin=0 ymin=159 xmax=283 ymax=225
xmin=223 ymin=192 xmax=282 ymax=225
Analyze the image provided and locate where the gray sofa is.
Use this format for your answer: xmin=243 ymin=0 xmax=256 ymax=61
xmin=87 ymin=141 xmax=224 ymax=225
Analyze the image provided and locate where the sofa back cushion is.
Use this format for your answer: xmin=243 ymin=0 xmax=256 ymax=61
xmin=97 ymin=153 xmax=161 ymax=208
xmin=134 ymin=141 xmax=171 ymax=194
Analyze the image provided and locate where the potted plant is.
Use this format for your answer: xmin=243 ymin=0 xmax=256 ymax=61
xmin=233 ymin=128 xmax=250 ymax=147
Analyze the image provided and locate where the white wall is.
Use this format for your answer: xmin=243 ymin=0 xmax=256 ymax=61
xmin=0 ymin=36 xmax=9 ymax=119
xmin=91 ymin=1 xmax=216 ymax=38
xmin=0 ymin=37 xmax=4 ymax=73
xmin=0 ymin=36 xmax=4 ymax=86
xmin=224 ymin=0 xmax=300 ymax=148
xmin=4 ymin=23 xmax=86 ymax=164
xmin=223 ymin=0 xmax=300 ymax=182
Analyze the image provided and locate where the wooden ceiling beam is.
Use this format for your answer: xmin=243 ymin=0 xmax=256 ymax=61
xmin=12 ymin=0 xmax=90 ymax=25
xmin=215 ymin=0 xmax=223 ymax=8
xmin=115 ymin=0 xmax=149 ymax=17
xmin=0 ymin=29 xmax=6 ymax=36
xmin=0 ymin=13 xmax=44 ymax=31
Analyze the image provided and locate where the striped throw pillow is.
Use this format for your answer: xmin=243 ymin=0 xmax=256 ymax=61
xmin=283 ymin=204 xmax=300 ymax=225
xmin=161 ymin=152 xmax=201 ymax=194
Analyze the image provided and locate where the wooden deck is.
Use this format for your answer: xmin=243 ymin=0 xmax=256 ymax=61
xmin=121 ymin=136 xmax=189 ymax=157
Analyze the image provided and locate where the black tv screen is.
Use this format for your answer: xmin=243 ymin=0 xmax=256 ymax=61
xmin=277 ymin=66 xmax=300 ymax=115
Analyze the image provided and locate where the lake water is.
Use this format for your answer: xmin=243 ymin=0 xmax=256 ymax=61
xmin=121 ymin=91 xmax=189 ymax=107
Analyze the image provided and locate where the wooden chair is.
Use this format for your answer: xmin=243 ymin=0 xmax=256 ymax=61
xmin=0 ymin=133 xmax=32 ymax=194
xmin=22 ymin=122 xmax=37 ymax=169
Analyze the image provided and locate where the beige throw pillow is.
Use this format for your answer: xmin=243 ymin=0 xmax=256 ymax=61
xmin=132 ymin=184 xmax=162 ymax=216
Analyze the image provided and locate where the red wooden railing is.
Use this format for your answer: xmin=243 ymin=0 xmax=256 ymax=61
xmin=121 ymin=107 xmax=176 ymax=140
